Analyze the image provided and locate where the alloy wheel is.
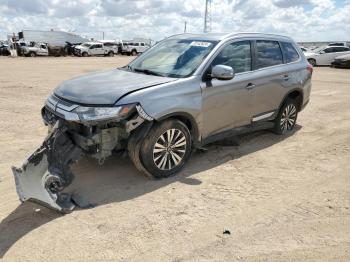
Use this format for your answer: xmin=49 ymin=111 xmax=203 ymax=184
xmin=280 ymin=104 xmax=297 ymax=132
xmin=153 ymin=128 xmax=187 ymax=170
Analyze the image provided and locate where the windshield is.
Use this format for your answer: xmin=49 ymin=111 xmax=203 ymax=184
xmin=312 ymin=46 xmax=326 ymax=53
xmin=127 ymin=38 xmax=217 ymax=78
xmin=82 ymin=43 xmax=92 ymax=47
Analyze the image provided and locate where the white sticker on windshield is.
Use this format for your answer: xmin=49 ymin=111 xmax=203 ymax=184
xmin=190 ymin=41 xmax=212 ymax=47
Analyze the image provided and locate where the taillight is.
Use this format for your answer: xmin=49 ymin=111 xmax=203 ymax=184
xmin=307 ymin=64 xmax=313 ymax=74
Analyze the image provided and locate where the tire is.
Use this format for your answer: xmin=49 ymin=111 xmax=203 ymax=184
xmin=108 ymin=51 xmax=114 ymax=57
xmin=139 ymin=120 xmax=192 ymax=178
xmin=29 ymin=52 xmax=36 ymax=57
xmin=308 ymin=58 xmax=316 ymax=66
xmin=273 ymin=99 xmax=298 ymax=135
xmin=131 ymin=50 xmax=137 ymax=56
xmin=82 ymin=52 xmax=88 ymax=57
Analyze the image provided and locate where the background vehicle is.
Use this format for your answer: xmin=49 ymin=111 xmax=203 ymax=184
xmin=21 ymin=42 xmax=49 ymax=57
xmin=0 ymin=44 xmax=10 ymax=56
xmin=331 ymin=54 xmax=350 ymax=68
xmin=99 ymin=40 xmax=122 ymax=54
xmin=328 ymin=42 xmax=349 ymax=47
xmin=74 ymin=42 xmax=116 ymax=57
xmin=123 ymin=42 xmax=149 ymax=55
xmin=305 ymin=45 xmax=350 ymax=66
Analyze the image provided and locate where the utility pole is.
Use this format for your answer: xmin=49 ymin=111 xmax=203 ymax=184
xmin=102 ymin=32 xmax=105 ymax=40
xmin=184 ymin=21 xmax=187 ymax=33
xmin=203 ymin=0 xmax=212 ymax=33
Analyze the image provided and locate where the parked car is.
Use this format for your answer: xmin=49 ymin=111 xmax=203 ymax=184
xmin=300 ymin=47 xmax=308 ymax=52
xmin=74 ymin=42 xmax=116 ymax=57
xmin=21 ymin=42 xmax=49 ymax=57
xmin=305 ymin=46 xmax=350 ymax=66
xmin=328 ymin=42 xmax=349 ymax=47
xmin=99 ymin=40 xmax=122 ymax=54
xmin=123 ymin=42 xmax=149 ymax=56
xmin=331 ymin=54 xmax=350 ymax=68
xmin=14 ymin=32 xmax=313 ymax=212
xmin=0 ymin=44 xmax=10 ymax=56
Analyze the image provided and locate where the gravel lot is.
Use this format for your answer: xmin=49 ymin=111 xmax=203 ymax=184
xmin=0 ymin=57 xmax=349 ymax=261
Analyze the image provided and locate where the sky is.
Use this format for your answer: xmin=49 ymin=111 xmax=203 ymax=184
xmin=0 ymin=0 xmax=349 ymax=42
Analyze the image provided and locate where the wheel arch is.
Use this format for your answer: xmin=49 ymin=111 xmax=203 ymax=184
xmin=157 ymin=112 xmax=200 ymax=144
xmin=279 ymin=89 xmax=304 ymax=112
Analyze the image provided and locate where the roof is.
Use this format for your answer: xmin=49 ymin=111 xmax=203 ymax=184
xmin=168 ymin=32 xmax=293 ymax=42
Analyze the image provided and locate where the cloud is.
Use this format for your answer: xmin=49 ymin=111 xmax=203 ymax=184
xmin=0 ymin=0 xmax=349 ymax=41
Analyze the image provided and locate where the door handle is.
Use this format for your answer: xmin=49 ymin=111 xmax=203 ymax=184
xmin=283 ymin=74 xmax=290 ymax=81
xmin=246 ymin=83 xmax=256 ymax=90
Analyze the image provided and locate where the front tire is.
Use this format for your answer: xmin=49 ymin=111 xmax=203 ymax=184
xmin=139 ymin=120 xmax=192 ymax=178
xmin=131 ymin=50 xmax=137 ymax=56
xmin=273 ymin=99 xmax=298 ymax=135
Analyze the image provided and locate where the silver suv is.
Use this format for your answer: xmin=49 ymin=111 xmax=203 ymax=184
xmin=13 ymin=33 xmax=312 ymax=212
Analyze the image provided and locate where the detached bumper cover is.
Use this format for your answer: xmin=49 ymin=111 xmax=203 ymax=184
xmin=12 ymin=124 xmax=82 ymax=212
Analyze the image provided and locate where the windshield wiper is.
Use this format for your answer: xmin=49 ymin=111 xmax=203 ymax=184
xmin=133 ymin=68 xmax=164 ymax=77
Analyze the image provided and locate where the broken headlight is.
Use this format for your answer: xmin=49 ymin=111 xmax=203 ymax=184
xmin=73 ymin=104 xmax=136 ymax=123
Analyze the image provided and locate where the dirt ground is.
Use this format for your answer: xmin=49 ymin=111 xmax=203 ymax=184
xmin=0 ymin=56 xmax=349 ymax=262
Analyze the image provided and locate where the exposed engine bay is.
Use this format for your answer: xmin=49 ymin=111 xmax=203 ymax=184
xmin=12 ymin=94 xmax=153 ymax=212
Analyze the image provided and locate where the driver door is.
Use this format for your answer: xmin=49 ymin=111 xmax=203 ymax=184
xmin=201 ymin=40 xmax=254 ymax=138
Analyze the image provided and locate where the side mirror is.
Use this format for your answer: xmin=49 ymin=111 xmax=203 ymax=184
xmin=211 ymin=65 xmax=235 ymax=80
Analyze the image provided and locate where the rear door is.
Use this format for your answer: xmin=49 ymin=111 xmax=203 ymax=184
xmin=249 ymin=40 xmax=287 ymax=120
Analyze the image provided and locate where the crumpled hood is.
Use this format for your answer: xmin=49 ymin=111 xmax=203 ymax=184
xmin=54 ymin=68 xmax=177 ymax=105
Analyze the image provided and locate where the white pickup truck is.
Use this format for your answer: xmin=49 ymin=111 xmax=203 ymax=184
xmin=21 ymin=43 xmax=49 ymax=57
xmin=122 ymin=42 xmax=150 ymax=56
xmin=74 ymin=42 xmax=117 ymax=57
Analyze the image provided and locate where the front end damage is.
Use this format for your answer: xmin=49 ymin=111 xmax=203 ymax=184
xmin=12 ymin=94 xmax=153 ymax=212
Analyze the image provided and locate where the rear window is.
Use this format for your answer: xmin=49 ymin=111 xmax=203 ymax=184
xmin=280 ymin=42 xmax=300 ymax=63
xmin=256 ymin=40 xmax=283 ymax=69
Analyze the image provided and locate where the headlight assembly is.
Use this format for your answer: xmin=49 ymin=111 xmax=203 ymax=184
xmin=73 ymin=104 xmax=136 ymax=122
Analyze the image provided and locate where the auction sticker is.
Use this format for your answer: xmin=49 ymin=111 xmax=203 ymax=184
xmin=190 ymin=41 xmax=212 ymax=47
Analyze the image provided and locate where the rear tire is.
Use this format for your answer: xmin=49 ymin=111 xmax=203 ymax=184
xmin=273 ymin=99 xmax=298 ymax=135
xmin=131 ymin=50 xmax=137 ymax=56
xmin=108 ymin=51 xmax=114 ymax=57
xmin=139 ymin=120 xmax=192 ymax=178
xmin=308 ymin=58 xmax=316 ymax=66
xmin=82 ymin=52 xmax=88 ymax=57
xmin=29 ymin=52 xmax=36 ymax=57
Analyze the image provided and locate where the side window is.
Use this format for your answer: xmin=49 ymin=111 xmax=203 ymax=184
xmin=324 ymin=48 xmax=334 ymax=53
xmin=334 ymin=47 xmax=349 ymax=52
xmin=256 ymin=40 xmax=283 ymax=69
xmin=135 ymin=43 xmax=140 ymax=46
xmin=212 ymin=41 xmax=252 ymax=73
xmin=141 ymin=43 xmax=145 ymax=46
xmin=280 ymin=42 xmax=299 ymax=63
xmin=90 ymin=45 xmax=96 ymax=49
xmin=95 ymin=44 xmax=102 ymax=48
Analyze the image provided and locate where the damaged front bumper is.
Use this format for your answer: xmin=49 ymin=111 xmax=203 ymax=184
xmin=12 ymin=94 xmax=153 ymax=212
xmin=12 ymin=124 xmax=82 ymax=212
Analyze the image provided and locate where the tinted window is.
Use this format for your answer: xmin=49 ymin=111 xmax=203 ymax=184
xmin=256 ymin=40 xmax=283 ymax=69
xmin=324 ymin=48 xmax=334 ymax=53
xmin=135 ymin=43 xmax=140 ymax=46
xmin=95 ymin=44 xmax=102 ymax=48
xmin=141 ymin=43 xmax=145 ymax=46
xmin=333 ymin=47 xmax=349 ymax=52
xmin=212 ymin=41 xmax=251 ymax=73
xmin=280 ymin=42 xmax=299 ymax=63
